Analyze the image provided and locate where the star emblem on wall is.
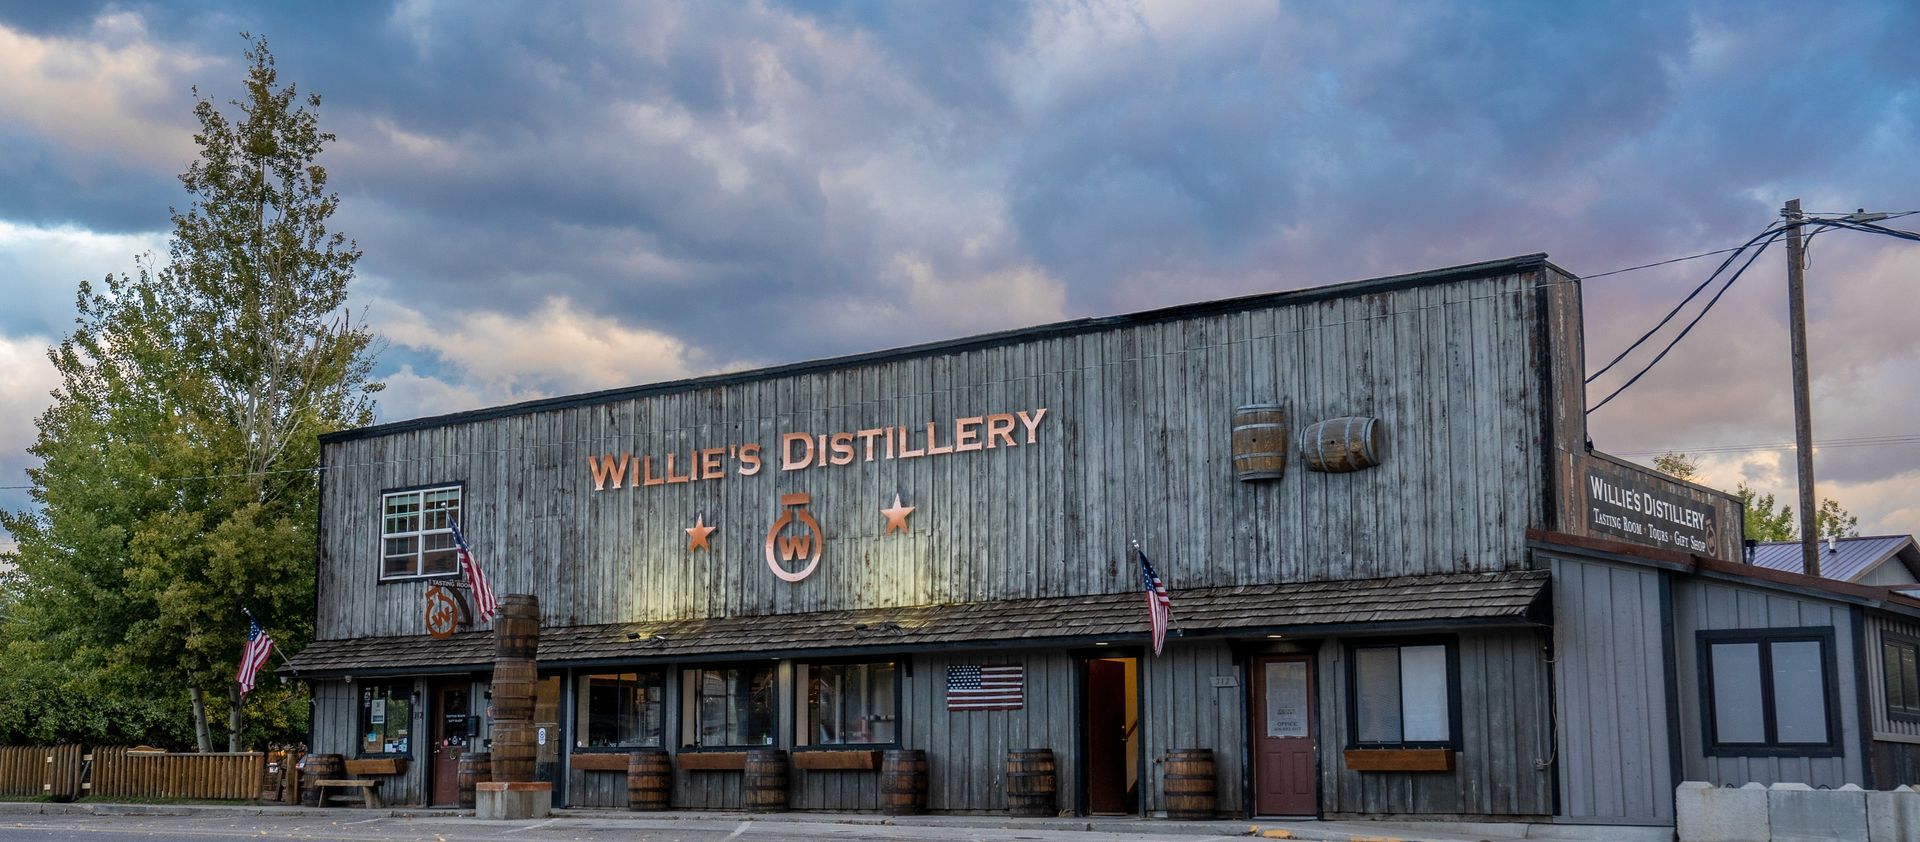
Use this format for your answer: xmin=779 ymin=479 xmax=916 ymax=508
xmin=686 ymin=515 xmax=717 ymax=551
xmin=881 ymin=493 xmax=916 ymax=534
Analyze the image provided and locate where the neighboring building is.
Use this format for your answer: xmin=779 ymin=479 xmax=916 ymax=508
xmin=1748 ymin=535 xmax=1920 ymax=585
xmin=284 ymin=253 xmax=1919 ymax=828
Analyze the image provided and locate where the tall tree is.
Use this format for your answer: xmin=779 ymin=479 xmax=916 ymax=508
xmin=0 ymin=35 xmax=379 ymax=750
xmin=1652 ymin=454 xmax=1861 ymax=544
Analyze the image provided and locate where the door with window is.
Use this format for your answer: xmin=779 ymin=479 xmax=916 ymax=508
xmin=1252 ymin=656 xmax=1317 ymax=816
xmin=429 ymin=681 xmax=470 ymax=807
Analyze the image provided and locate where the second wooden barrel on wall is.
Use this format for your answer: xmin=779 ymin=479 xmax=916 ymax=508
xmin=880 ymin=749 xmax=928 ymax=816
xmin=627 ymin=749 xmax=670 ymax=811
xmin=1231 ymin=404 xmax=1288 ymax=481
xmin=1300 ymin=415 xmax=1384 ymax=473
xmin=1163 ymin=748 xmax=1217 ymax=820
xmin=1005 ymin=748 xmax=1056 ymax=817
xmin=743 ymin=749 xmax=788 ymax=813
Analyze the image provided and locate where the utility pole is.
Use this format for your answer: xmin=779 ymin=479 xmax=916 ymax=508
xmin=1783 ymin=198 xmax=1820 ymax=578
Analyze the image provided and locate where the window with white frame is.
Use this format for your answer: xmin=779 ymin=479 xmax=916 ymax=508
xmin=1348 ymin=640 xmax=1455 ymax=747
xmin=382 ymin=486 xmax=462 ymax=579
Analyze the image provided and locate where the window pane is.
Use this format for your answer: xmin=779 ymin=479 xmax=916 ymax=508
xmin=1770 ymin=640 xmax=1828 ymax=744
xmin=694 ymin=667 xmax=776 ymax=747
xmin=385 ymin=494 xmax=420 ymax=516
xmin=1885 ymin=643 xmax=1908 ymax=713
xmin=1710 ymin=642 xmax=1766 ymax=744
xmin=421 ymin=550 xmax=458 ymax=575
xmin=1902 ymin=645 xmax=1920 ymax=713
xmin=807 ymin=662 xmax=896 ymax=745
xmin=361 ymin=683 xmax=412 ymax=755
xmin=1353 ymin=648 xmax=1402 ymax=743
xmin=385 ymin=536 xmax=418 ymax=557
xmin=1399 ymin=645 xmax=1450 ymax=742
xmin=422 ymin=490 xmax=460 ymax=530
xmin=578 ymin=672 xmax=665 ymax=748
xmin=382 ymin=553 xmax=417 ymax=578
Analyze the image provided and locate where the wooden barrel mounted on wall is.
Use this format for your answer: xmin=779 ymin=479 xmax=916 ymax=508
xmin=495 ymin=595 xmax=540 ymax=660
xmin=491 ymin=721 xmax=536 ymax=783
xmin=1005 ymin=748 xmax=1057 ymax=817
xmin=1300 ymin=415 xmax=1384 ymax=473
xmin=627 ymin=749 xmax=671 ymax=811
xmin=1231 ymin=404 xmax=1289 ymax=481
xmin=1163 ymin=748 xmax=1217 ymax=820
xmin=743 ymin=749 xmax=789 ymax=813
xmin=457 ymin=752 xmax=491 ymax=808
xmin=299 ymin=754 xmax=342 ymax=807
xmin=879 ymin=749 xmax=929 ymax=816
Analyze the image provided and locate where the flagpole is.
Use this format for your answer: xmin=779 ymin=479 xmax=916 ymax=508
xmin=242 ymin=607 xmax=301 ymax=678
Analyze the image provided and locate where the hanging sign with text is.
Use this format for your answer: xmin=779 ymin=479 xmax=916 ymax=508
xmin=584 ymin=408 xmax=1050 ymax=492
xmin=1584 ymin=466 xmax=1718 ymax=554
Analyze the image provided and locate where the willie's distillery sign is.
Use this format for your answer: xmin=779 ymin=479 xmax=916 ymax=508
xmin=584 ymin=408 xmax=1050 ymax=491
xmin=1584 ymin=466 xmax=1717 ymax=554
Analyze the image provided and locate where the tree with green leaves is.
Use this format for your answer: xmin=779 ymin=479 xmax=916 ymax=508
xmin=1651 ymin=453 xmax=1861 ymax=544
xmin=0 ymin=35 xmax=380 ymax=750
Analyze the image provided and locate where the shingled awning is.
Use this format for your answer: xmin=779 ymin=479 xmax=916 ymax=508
xmin=282 ymin=569 xmax=1547 ymax=677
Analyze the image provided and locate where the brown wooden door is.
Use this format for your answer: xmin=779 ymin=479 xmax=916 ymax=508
xmin=1085 ymin=658 xmax=1129 ymax=815
xmin=429 ymin=682 xmax=470 ymax=807
xmin=1252 ymin=656 xmax=1317 ymax=816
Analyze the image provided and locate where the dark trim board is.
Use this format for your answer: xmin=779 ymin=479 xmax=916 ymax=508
xmin=321 ymin=255 xmax=1558 ymax=444
xmin=1694 ymin=626 xmax=1845 ymax=758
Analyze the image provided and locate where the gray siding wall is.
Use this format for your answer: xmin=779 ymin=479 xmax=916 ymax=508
xmin=1548 ymin=554 xmax=1673 ymax=824
xmin=1866 ymin=613 xmax=1920 ymax=743
xmin=317 ymin=271 xmax=1558 ymax=640
xmin=1318 ymin=630 xmax=1555 ymax=817
xmin=1141 ymin=640 xmax=1245 ymax=816
xmin=310 ymin=677 xmax=430 ymax=807
xmin=1672 ymin=578 xmax=1864 ymax=787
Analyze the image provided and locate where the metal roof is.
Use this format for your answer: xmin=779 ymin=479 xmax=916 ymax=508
xmin=1748 ymin=535 xmax=1920 ymax=582
xmin=283 ymin=570 xmax=1548 ymax=676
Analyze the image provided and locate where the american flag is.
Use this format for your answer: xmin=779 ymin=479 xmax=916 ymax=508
xmin=1138 ymin=546 xmax=1172 ymax=655
xmin=946 ymin=665 xmax=1024 ymax=711
xmin=450 ymin=519 xmax=499 ymax=625
xmin=235 ymin=616 xmax=274 ymax=696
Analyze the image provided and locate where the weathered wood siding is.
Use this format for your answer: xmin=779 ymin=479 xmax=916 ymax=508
xmin=309 ymin=678 xmax=429 ymax=807
xmin=1671 ymin=578 xmax=1864 ymax=787
xmin=1548 ymin=553 xmax=1674 ymax=824
xmin=318 ymin=268 xmax=1565 ymax=640
xmin=1140 ymin=640 xmax=1245 ymax=816
xmin=1318 ymin=630 xmax=1555 ymax=817
xmin=1866 ymin=613 xmax=1920 ymax=744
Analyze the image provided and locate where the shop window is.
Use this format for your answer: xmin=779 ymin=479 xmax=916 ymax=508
xmin=681 ymin=665 xmax=775 ymax=748
xmin=1698 ymin=628 xmax=1841 ymax=756
xmin=359 ymin=682 xmax=414 ymax=755
xmin=381 ymin=486 xmax=462 ymax=580
xmin=1347 ymin=640 xmax=1455 ymax=747
xmin=1882 ymin=634 xmax=1920 ymax=723
xmin=575 ymin=671 xmax=667 ymax=749
xmin=797 ymin=661 xmax=899 ymax=747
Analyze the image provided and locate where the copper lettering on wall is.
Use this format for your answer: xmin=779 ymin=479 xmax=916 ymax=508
xmin=424 ymin=584 xmax=461 ymax=640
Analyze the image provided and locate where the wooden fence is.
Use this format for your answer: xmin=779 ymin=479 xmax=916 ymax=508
xmin=90 ymin=747 xmax=265 ymax=801
xmin=0 ymin=745 xmax=84 ymax=799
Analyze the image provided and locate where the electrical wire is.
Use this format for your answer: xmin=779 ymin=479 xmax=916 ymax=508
xmin=1585 ymin=224 xmax=1786 ymax=384
xmin=1614 ymin=433 xmax=1920 ymax=458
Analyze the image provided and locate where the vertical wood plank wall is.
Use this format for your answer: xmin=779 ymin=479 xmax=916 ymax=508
xmin=1317 ymin=630 xmax=1555 ymax=817
xmin=1548 ymin=554 xmax=1674 ymax=824
xmin=317 ymin=270 xmax=1560 ymax=641
xmin=1140 ymin=640 xmax=1244 ymax=816
xmin=310 ymin=678 xmax=429 ymax=807
xmin=1865 ymin=613 xmax=1920 ymax=788
xmin=1671 ymin=579 xmax=1863 ymax=787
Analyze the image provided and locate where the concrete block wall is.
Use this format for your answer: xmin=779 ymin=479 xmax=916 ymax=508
xmin=1677 ymin=781 xmax=1920 ymax=842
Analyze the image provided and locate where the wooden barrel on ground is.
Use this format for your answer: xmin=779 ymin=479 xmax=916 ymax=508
xmin=1231 ymin=404 xmax=1288 ymax=481
xmin=492 ymin=722 xmax=536 ymax=783
xmin=495 ymin=595 xmax=540 ymax=660
xmin=1300 ymin=415 xmax=1384 ymax=473
xmin=879 ymin=749 xmax=928 ymax=816
xmin=742 ymin=749 xmax=789 ymax=813
xmin=299 ymin=754 xmax=342 ymax=807
xmin=457 ymin=752 xmax=491 ymax=809
xmin=626 ymin=749 xmax=671 ymax=811
xmin=1163 ymin=748 xmax=1217 ymax=820
xmin=1005 ymin=748 xmax=1056 ymax=817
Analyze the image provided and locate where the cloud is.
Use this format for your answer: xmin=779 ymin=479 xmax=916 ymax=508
xmin=0 ymin=220 xmax=168 ymax=336
xmin=0 ymin=334 xmax=59 ymax=542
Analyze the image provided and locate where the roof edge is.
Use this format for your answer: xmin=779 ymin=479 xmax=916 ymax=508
xmin=325 ymin=253 xmax=1555 ymax=444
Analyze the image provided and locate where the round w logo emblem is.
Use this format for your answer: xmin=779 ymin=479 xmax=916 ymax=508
xmin=764 ymin=493 xmax=825 ymax=582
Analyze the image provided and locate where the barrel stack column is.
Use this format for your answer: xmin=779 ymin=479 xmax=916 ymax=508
xmin=476 ymin=595 xmax=552 ymax=820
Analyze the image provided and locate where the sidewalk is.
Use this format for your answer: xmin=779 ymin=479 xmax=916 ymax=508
xmin=0 ymin=800 xmax=1672 ymax=842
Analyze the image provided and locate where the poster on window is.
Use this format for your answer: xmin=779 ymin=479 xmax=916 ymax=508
xmin=370 ymin=699 xmax=386 ymax=725
xmin=1264 ymin=661 xmax=1308 ymax=738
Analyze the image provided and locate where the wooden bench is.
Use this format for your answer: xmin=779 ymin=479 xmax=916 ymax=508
xmin=313 ymin=778 xmax=382 ymax=808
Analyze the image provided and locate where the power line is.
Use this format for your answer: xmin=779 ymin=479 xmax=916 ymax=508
xmin=1586 ymin=224 xmax=1785 ymax=384
xmin=1614 ymin=433 xmax=1920 ymax=458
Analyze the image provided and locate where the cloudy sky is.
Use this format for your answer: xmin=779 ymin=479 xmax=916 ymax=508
xmin=1 ymin=1 xmax=1917 ymax=545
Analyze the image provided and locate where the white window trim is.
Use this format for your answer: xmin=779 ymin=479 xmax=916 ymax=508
xmin=380 ymin=485 xmax=463 ymax=581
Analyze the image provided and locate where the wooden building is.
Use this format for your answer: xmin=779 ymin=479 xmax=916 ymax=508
xmin=284 ymin=254 xmax=1919 ymax=826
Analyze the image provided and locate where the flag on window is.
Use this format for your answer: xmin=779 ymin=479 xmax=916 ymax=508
xmin=1138 ymin=545 xmax=1173 ymax=656
xmin=450 ymin=519 xmax=499 ymax=625
xmin=946 ymin=665 xmax=1024 ymax=711
xmin=236 ymin=616 xmax=275 ymax=696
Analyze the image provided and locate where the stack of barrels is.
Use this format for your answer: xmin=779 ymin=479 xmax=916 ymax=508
xmin=627 ymin=749 xmax=671 ymax=811
xmin=491 ymin=595 xmax=540 ymax=784
xmin=1005 ymin=748 xmax=1056 ymax=816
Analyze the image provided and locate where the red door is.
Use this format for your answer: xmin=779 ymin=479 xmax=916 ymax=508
xmin=1252 ymin=656 xmax=1317 ymax=816
xmin=429 ymin=682 xmax=470 ymax=807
